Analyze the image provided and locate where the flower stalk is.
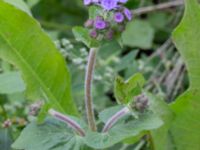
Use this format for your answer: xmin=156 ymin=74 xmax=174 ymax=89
xmin=85 ymin=48 xmax=98 ymax=131
xmin=102 ymin=107 xmax=130 ymax=133
xmin=49 ymin=109 xmax=85 ymax=137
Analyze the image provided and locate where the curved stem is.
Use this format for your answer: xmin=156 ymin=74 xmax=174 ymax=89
xmin=49 ymin=109 xmax=85 ymax=137
xmin=85 ymin=48 xmax=98 ymax=131
xmin=102 ymin=107 xmax=130 ymax=133
xmin=132 ymin=0 xmax=183 ymax=16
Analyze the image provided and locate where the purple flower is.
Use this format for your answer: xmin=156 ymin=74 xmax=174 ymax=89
xmin=114 ymin=12 xmax=124 ymax=23
xmin=101 ymin=0 xmax=118 ymax=10
xmin=94 ymin=19 xmax=107 ymax=29
xmin=92 ymin=0 xmax=99 ymax=3
xmin=124 ymin=8 xmax=132 ymax=21
xmin=118 ymin=0 xmax=128 ymax=3
xmin=84 ymin=0 xmax=92 ymax=5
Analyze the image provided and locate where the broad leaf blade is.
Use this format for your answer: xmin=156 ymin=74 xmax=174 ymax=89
xmin=0 ymin=1 xmax=78 ymax=115
xmin=12 ymin=118 xmax=87 ymax=150
xmin=149 ymin=94 xmax=174 ymax=150
xmin=4 ymin=0 xmax=32 ymax=16
xmin=168 ymin=0 xmax=200 ymax=149
xmin=85 ymin=113 xmax=162 ymax=149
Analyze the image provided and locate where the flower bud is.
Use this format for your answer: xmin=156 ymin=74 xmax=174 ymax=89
xmin=2 ymin=119 xmax=12 ymax=128
xmin=132 ymin=94 xmax=149 ymax=112
xmin=90 ymin=29 xmax=98 ymax=38
xmin=94 ymin=19 xmax=107 ymax=30
xmin=105 ymin=30 xmax=114 ymax=40
xmin=84 ymin=19 xmax=94 ymax=28
xmin=29 ymin=101 xmax=43 ymax=116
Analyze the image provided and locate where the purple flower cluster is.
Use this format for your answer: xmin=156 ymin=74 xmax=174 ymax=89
xmin=84 ymin=0 xmax=128 ymax=10
xmin=83 ymin=0 xmax=132 ymax=40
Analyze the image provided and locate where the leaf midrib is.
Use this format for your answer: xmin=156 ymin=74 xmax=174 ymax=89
xmin=0 ymin=30 xmax=65 ymax=113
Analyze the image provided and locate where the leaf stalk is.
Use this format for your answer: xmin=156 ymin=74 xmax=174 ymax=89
xmin=102 ymin=107 xmax=130 ymax=133
xmin=49 ymin=109 xmax=86 ymax=136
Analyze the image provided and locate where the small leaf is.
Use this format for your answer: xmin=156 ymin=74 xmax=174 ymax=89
xmin=0 ymin=72 xmax=25 ymax=94
xmin=114 ymin=73 xmax=145 ymax=104
xmin=89 ymin=6 xmax=101 ymax=19
xmin=72 ymin=26 xmax=99 ymax=48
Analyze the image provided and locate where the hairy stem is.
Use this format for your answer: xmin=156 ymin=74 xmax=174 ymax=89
xmin=85 ymin=48 xmax=98 ymax=131
xmin=102 ymin=107 xmax=130 ymax=133
xmin=49 ymin=109 xmax=85 ymax=136
xmin=133 ymin=0 xmax=183 ymax=15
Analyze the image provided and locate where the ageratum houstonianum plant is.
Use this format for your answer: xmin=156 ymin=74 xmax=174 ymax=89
xmin=11 ymin=0 xmax=165 ymax=149
xmin=45 ymin=0 xmax=163 ymax=149
xmin=0 ymin=0 xmax=199 ymax=149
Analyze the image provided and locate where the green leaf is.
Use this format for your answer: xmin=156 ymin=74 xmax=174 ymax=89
xmin=3 ymin=0 xmax=32 ymax=16
xmin=0 ymin=129 xmax=12 ymax=150
xmin=89 ymin=6 xmax=101 ymax=20
xmin=122 ymin=20 xmax=155 ymax=49
xmin=12 ymin=118 xmax=88 ymax=150
xmin=149 ymin=94 xmax=174 ymax=150
xmin=72 ymin=26 xmax=99 ymax=48
xmin=114 ymin=73 xmax=145 ymax=104
xmin=167 ymin=0 xmax=200 ymax=149
xmin=0 ymin=72 xmax=25 ymax=94
xmin=0 ymin=1 xmax=78 ymax=115
xmin=84 ymin=112 xmax=163 ymax=149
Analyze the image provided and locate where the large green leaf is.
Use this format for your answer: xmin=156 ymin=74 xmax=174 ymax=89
xmin=12 ymin=118 xmax=89 ymax=150
xmin=168 ymin=0 xmax=200 ymax=149
xmin=0 ymin=1 xmax=78 ymax=115
xmin=149 ymin=94 xmax=174 ymax=150
xmin=3 ymin=0 xmax=32 ymax=16
xmin=84 ymin=112 xmax=162 ymax=149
